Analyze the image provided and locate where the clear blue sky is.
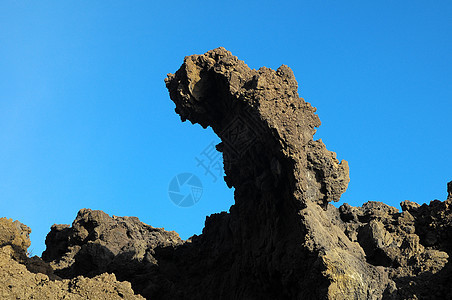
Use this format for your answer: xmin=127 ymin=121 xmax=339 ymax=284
xmin=1 ymin=1 xmax=451 ymax=255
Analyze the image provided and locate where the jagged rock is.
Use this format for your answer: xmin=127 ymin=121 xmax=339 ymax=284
xmin=401 ymin=200 xmax=421 ymax=213
xmin=0 ymin=217 xmax=55 ymax=278
xmin=165 ymin=47 xmax=349 ymax=208
xmin=0 ymin=217 xmax=31 ymax=261
xmin=41 ymin=208 xmax=182 ymax=298
xmin=38 ymin=48 xmax=451 ymax=299
xmin=0 ymin=218 xmax=144 ymax=299
xmin=448 ymin=181 xmax=452 ymax=200
xmin=162 ymin=47 xmax=392 ymax=299
xmin=339 ymin=196 xmax=452 ymax=299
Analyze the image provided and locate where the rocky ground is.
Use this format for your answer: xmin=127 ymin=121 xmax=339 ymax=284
xmin=1 ymin=48 xmax=450 ymax=299
xmin=0 ymin=217 xmax=144 ymax=299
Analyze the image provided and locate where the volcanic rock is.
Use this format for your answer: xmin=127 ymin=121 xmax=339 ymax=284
xmin=41 ymin=208 xmax=182 ymax=298
xmin=163 ymin=47 xmax=388 ymax=299
xmin=13 ymin=48 xmax=452 ymax=299
xmin=0 ymin=217 xmax=144 ymax=299
xmin=44 ymin=48 xmax=386 ymax=299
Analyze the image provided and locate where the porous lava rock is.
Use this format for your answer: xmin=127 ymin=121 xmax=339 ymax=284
xmin=41 ymin=208 xmax=182 ymax=298
xmin=0 ymin=217 xmax=144 ymax=299
xmin=43 ymin=48 xmax=386 ymax=299
xmin=163 ymin=47 xmax=389 ymax=299
xmin=29 ymin=48 xmax=452 ymax=299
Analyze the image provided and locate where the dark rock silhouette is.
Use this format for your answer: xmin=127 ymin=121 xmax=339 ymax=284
xmin=2 ymin=48 xmax=450 ymax=299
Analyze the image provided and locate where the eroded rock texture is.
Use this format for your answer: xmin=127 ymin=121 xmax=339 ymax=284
xmin=41 ymin=209 xmax=182 ymax=298
xmin=32 ymin=48 xmax=452 ymax=299
xmin=0 ymin=218 xmax=144 ymax=299
xmin=164 ymin=47 xmax=390 ymax=299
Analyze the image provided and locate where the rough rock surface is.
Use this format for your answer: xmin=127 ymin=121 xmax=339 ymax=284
xmin=338 ymin=200 xmax=452 ymax=299
xmin=0 ymin=218 xmax=144 ymax=299
xmin=42 ymin=208 xmax=182 ymax=298
xmin=7 ymin=48 xmax=451 ymax=299
xmin=163 ymin=47 xmax=389 ymax=299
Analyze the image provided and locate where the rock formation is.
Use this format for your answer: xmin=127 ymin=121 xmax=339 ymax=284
xmin=0 ymin=217 xmax=144 ymax=299
xmin=1 ymin=48 xmax=450 ymax=299
xmin=163 ymin=47 xmax=387 ymax=299
xmin=41 ymin=209 xmax=182 ymax=298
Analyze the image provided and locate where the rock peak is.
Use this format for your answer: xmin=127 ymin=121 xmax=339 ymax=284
xmin=165 ymin=47 xmax=349 ymax=207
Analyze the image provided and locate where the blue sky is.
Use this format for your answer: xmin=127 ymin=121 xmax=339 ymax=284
xmin=1 ymin=1 xmax=451 ymax=255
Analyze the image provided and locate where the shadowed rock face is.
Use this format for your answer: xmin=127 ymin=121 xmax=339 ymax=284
xmin=165 ymin=47 xmax=349 ymax=208
xmin=41 ymin=209 xmax=182 ymax=298
xmin=163 ymin=47 xmax=388 ymax=299
xmin=0 ymin=217 xmax=144 ymax=299
xmin=35 ymin=48 xmax=451 ymax=299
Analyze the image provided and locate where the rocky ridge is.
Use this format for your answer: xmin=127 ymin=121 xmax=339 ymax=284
xmin=0 ymin=217 xmax=144 ymax=299
xmin=1 ymin=48 xmax=450 ymax=299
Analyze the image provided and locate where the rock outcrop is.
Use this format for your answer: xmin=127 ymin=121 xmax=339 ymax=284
xmin=339 ymin=200 xmax=452 ymax=299
xmin=0 ymin=217 xmax=144 ymax=299
xmin=162 ymin=47 xmax=388 ymax=299
xmin=41 ymin=208 xmax=182 ymax=298
xmin=3 ymin=48 xmax=450 ymax=299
